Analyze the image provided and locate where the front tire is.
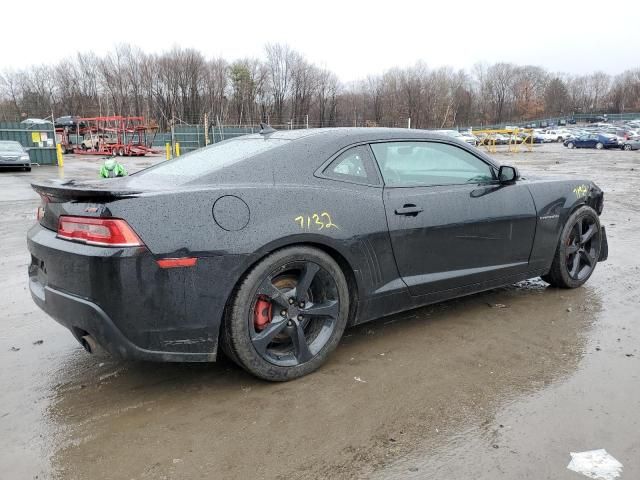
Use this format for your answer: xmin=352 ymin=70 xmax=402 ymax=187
xmin=623 ymin=144 xmax=632 ymax=151
xmin=223 ymin=246 xmax=350 ymax=381
xmin=596 ymin=142 xmax=604 ymax=150
xmin=542 ymin=206 xmax=602 ymax=288
xmin=567 ymin=142 xmax=574 ymax=149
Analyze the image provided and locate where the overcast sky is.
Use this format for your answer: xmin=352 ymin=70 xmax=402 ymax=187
xmin=3 ymin=0 xmax=637 ymax=81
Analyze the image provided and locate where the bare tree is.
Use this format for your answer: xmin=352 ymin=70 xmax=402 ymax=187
xmin=2 ymin=43 xmax=640 ymax=129
xmin=265 ymin=43 xmax=293 ymax=123
xmin=544 ymin=77 xmax=570 ymax=115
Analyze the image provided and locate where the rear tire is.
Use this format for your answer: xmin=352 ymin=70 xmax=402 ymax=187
xmin=541 ymin=206 xmax=602 ymax=288
xmin=596 ymin=142 xmax=604 ymax=150
xmin=567 ymin=142 xmax=574 ymax=149
xmin=223 ymin=246 xmax=349 ymax=381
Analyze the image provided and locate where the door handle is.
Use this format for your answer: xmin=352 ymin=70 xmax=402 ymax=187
xmin=394 ymin=204 xmax=424 ymax=216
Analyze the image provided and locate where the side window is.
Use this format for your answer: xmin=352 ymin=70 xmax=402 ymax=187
xmin=323 ymin=145 xmax=380 ymax=185
xmin=370 ymin=141 xmax=495 ymax=187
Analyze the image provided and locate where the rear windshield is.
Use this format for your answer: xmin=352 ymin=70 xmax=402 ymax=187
xmin=131 ymin=137 xmax=288 ymax=183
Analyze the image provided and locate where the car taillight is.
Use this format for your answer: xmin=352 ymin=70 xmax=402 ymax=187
xmin=57 ymin=216 xmax=144 ymax=247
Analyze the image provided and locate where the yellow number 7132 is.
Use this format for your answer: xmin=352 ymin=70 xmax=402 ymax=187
xmin=294 ymin=212 xmax=339 ymax=231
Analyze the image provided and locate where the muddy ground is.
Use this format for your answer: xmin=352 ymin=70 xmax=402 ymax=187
xmin=0 ymin=144 xmax=638 ymax=479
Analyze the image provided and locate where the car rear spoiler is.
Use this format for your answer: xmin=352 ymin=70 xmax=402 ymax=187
xmin=31 ymin=180 xmax=142 ymax=201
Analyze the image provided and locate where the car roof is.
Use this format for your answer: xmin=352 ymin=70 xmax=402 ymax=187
xmin=120 ymin=127 xmax=495 ymax=190
xmin=239 ymin=127 xmax=456 ymax=143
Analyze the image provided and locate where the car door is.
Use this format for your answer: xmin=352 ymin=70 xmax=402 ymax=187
xmin=586 ymin=135 xmax=598 ymax=148
xmin=575 ymin=136 xmax=587 ymax=148
xmin=371 ymin=140 xmax=537 ymax=297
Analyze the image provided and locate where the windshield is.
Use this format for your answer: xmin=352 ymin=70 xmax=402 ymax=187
xmin=131 ymin=137 xmax=288 ymax=183
xmin=0 ymin=141 xmax=24 ymax=152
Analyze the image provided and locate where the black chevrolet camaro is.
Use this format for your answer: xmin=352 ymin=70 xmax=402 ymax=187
xmin=28 ymin=127 xmax=608 ymax=381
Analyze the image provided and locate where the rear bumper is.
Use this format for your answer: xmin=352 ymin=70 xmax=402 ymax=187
xmin=29 ymin=280 xmax=205 ymax=361
xmin=27 ymin=223 xmax=251 ymax=362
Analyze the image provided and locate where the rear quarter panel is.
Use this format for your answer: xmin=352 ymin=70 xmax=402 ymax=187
xmin=105 ymin=180 xmax=400 ymax=324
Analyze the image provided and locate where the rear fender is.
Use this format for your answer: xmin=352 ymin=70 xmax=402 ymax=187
xmin=242 ymin=233 xmax=368 ymax=325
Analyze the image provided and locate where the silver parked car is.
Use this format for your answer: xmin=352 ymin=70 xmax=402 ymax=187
xmin=0 ymin=141 xmax=31 ymax=171
xmin=620 ymin=139 xmax=640 ymax=151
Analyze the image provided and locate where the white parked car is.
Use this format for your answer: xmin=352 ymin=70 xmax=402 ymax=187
xmin=458 ymin=131 xmax=479 ymax=146
xmin=430 ymin=129 xmax=478 ymax=146
xmin=533 ymin=129 xmax=554 ymax=142
xmin=541 ymin=129 xmax=572 ymax=142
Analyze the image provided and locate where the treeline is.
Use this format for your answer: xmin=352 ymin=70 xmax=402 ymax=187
xmin=1 ymin=43 xmax=639 ymax=129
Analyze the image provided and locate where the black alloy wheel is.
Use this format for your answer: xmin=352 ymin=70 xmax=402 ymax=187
xmin=250 ymin=261 xmax=340 ymax=367
xmin=222 ymin=246 xmax=349 ymax=381
xmin=542 ymin=206 xmax=602 ymax=288
xmin=564 ymin=215 xmax=600 ymax=281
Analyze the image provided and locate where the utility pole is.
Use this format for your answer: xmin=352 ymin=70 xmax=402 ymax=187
xmin=170 ymin=113 xmax=175 ymax=155
xmin=407 ymin=117 xmax=411 ymax=129
xmin=305 ymin=114 xmax=309 ymax=129
xmin=204 ymin=113 xmax=209 ymax=146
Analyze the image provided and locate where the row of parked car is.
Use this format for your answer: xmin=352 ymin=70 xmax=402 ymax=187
xmin=433 ymin=120 xmax=640 ymax=151
xmin=560 ymin=121 xmax=640 ymax=151
xmin=432 ymin=129 xmax=564 ymax=146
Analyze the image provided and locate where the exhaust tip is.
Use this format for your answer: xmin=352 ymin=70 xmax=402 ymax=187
xmin=81 ymin=335 xmax=98 ymax=354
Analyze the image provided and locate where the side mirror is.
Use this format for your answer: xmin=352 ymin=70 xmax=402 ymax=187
xmin=498 ymin=165 xmax=519 ymax=183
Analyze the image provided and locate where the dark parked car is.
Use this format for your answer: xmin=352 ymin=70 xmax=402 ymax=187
xmin=564 ymin=134 xmax=619 ymax=150
xmin=28 ymin=127 xmax=608 ymax=381
xmin=0 ymin=140 xmax=31 ymax=171
xmin=55 ymin=116 xmax=86 ymax=132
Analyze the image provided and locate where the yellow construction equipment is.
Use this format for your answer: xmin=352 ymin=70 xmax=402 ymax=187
xmin=472 ymin=128 xmax=534 ymax=153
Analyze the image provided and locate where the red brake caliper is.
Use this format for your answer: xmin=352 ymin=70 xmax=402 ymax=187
xmin=254 ymin=297 xmax=272 ymax=331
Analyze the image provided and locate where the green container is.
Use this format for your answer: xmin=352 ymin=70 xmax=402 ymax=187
xmin=28 ymin=148 xmax=57 ymax=165
xmin=1 ymin=121 xmax=57 ymax=165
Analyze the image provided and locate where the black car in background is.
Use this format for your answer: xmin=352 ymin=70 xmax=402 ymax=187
xmin=54 ymin=116 xmax=86 ymax=132
xmin=564 ymin=134 xmax=619 ymax=149
xmin=28 ymin=128 xmax=608 ymax=380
